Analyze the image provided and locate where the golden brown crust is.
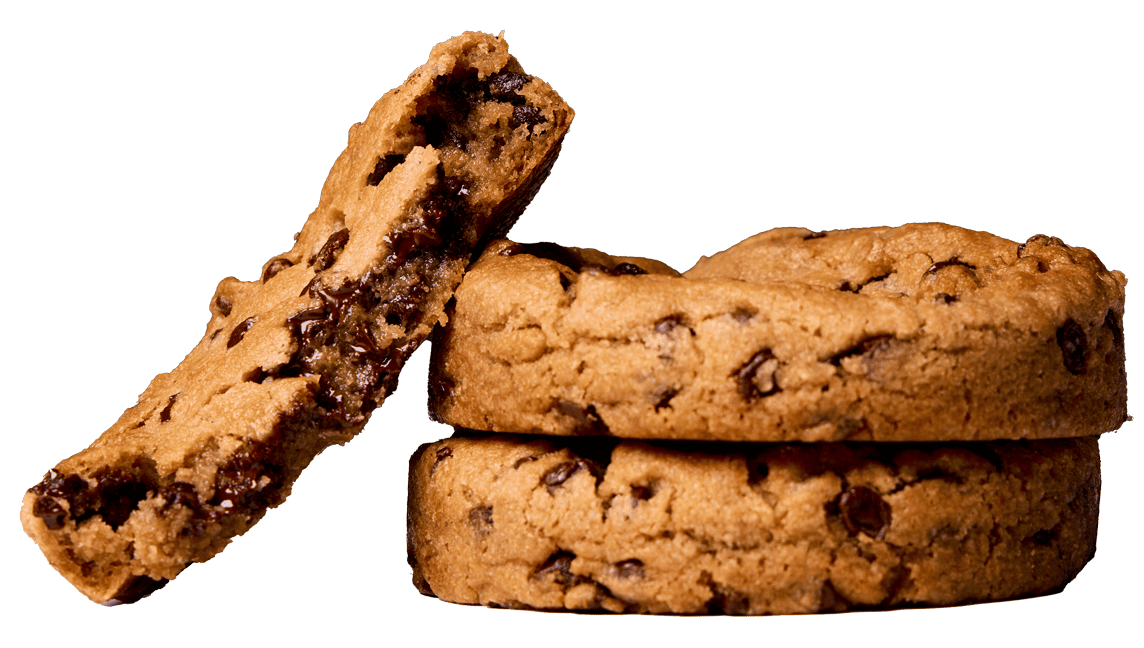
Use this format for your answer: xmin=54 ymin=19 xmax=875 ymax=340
xmin=429 ymin=225 xmax=1126 ymax=442
xmin=22 ymin=31 xmax=573 ymax=604
xmin=408 ymin=433 xmax=1099 ymax=614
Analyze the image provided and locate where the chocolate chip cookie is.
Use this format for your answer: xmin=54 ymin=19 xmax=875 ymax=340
xmin=408 ymin=432 xmax=1099 ymax=614
xmin=428 ymin=226 xmax=1126 ymax=442
xmin=22 ymin=31 xmax=573 ymax=604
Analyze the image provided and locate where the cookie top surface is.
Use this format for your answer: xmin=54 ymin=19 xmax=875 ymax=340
xmin=408 ymin=432 xmax=1099 ymax=614
xmin=429 ymin=225 xmax=1126 ymax=442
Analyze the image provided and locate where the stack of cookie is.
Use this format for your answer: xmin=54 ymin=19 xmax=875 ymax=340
xmin=408 ymin=225 xmax=1127 ymax=614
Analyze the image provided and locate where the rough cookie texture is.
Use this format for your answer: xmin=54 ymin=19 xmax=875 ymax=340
xmin=429 ymin=226 xmax=1127 ymax=441
xmin=22 ymin=31 xmax=573 ymax=604
xmin=407 ymin=433 xmax=1099 ymax=614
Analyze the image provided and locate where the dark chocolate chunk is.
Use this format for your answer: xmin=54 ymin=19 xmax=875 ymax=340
xmin=819 ymin=580 xmax=849 ymax=612
xmin=1104 ymin=310 xmax=1124 ymax=350
xmin=803 ymin=230 xmax=828 ymax=240
xmin=935 ymin=292 xmax=959 ymax=304
xmin=214 ymin=295 xmax=232 ymax=318
xmin=93 ymin=469 xmax=157 ymax=530
xmin=925 ymin=256 xmax=976 ymax=275
xmin=365 ymin=153 xmax=406 ymax=187
xmin=511 ymin=105 xmax=546 ymax=133
xmin=654 ymin=314 xmax=686 ymax=336
xmin=1057 ymin=319 xmax=1089 ymax=375
xmin=159 ymin=393 xmax=178 ymax=423
xmin=701 ymin=572 xmax=750 ymax=615
xmin=227 ymin=316 xmax=257 ymax=349
xmin=103 ymin=576 xmax=169 ymax=606
xmin=828 ymin=335 xmax=893 ymax=366
xmin=615 ymin=559 xmax=645 ymax=580
xmin=542 ymin=459 xmax=591 ymax=494
xmin=839 ymin=272 xmax=891 ymax=293
xmin=746 ymin=458 xmax=769 ymax=487
xmin=261 ymin=258 xmax=294 ymax=283
xmin=501 ymin=242 xmax=587 ymax=272
xmin=630 ymin=480 xmax=658 ymax=501
xmin=468 ymin=505 xmax=494 ymax=536
xmin=554 ymin=400 xmax=610 ymax=435
xmin=158 ymin=482 xmax=201 ymax=513
xmin=837 ymin=486 xmax=892 ymax=539
xmin=611 ymin=262 xmax=647 ymax=276
xmin=32 ymin=497 xmax=66 ymax=530
xmin=431 ymin=446 xmax=452 ymax=475
xmin=652 ymin=385 xmax=679 ymax=411
xmin=488 ymin=71 xmax=531 ymax=101
xmin=736 ymin=349 xmax=781 ymax=399
xmin=731 ymin=308 xmax=755 ymax=323
xmin=310 ymin=229 xmax=350 ymax=271
xmin=532 ymin=550 xmax=581 ymax=587
xmin=1030 ymin=528 xmax=1058 ymax=546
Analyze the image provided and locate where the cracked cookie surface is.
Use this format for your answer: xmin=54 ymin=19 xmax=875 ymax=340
xmin=428 ymin=226 xmax=1126 ymax=441
xmin=407 ymin=433 xmax=1099 ymax=614
xmin=22 ymin=31 xmax=573 ymax=604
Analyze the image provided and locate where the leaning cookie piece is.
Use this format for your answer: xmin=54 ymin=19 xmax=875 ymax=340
xmin=408 ymin=432 xmax=1099 ymax=614
xmin=429 ymin=226 xmax=1126 ymax=441
xmin=22 ymin=31 xmax=573 ymax=605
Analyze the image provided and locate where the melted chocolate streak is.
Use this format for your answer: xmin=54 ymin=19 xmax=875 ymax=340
xmin=28 ymin=69 xmax=554 ymax=592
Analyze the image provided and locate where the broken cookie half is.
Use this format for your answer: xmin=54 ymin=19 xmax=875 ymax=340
xmin=21 ymin=31 xmax=573 ymax=604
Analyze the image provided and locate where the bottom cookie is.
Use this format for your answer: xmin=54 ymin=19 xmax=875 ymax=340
xmin=407 ymin=433 xmax=1099 ymax=614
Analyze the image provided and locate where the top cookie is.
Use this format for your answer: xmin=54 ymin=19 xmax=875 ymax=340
xmin=429 ymin=225 xmax=1126 ymax=442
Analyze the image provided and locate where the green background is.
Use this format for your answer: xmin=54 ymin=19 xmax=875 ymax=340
xmin=2 ymin=2 xmax=1138 ymax=646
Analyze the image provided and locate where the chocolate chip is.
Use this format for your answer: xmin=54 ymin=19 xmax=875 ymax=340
xmin=366 ymin=153 xmax=406 ymax=187
xmin=158 ymin=482 xmax=201 ymax=513
xmin=542 ymin=460 xmax=590 ymax=494
xmin=736 ymin=349 xmax=781 ymax=399
xmin=700 ymin=572 xmax=750 ymax=615
xmin=803 ymin=230 xmax=828 ymax=240
xmin=747 ymin=458 xmax=769 ymax=487
xmin=1057 ymin=319 xmax=1088 ymax=375
xmin=261 ymin=258 xmax=294 ymax=283
xmin=839 ymin=273 xmax=891 ymax=293
xmin=431 ymin=446 xmax=452 ymax=475
xmin=1104 ymin=310 xmax=1123 ymax=350
xmin=310 ymin=229 xmax=350 ymax=271
xmin=652 ymin=385 xmax=679 ymax=411
xmin=488 ymin=71 xmax=531 ymax=101
xmin=935 ymin=292 xmax=959 ymax=304
xmin=837 ymin=486 xmax=892 ymax=539
xmin=554 ymin=401 xmax=610 ymax=435
xmin=731 ymin=308 xmax=755 ymax=323
xmin=501 ymin=242 xmax=588 ymax=272
xmin=511 ymin=105 xmax=546 ymax=133
xmin=615 ymin=559 xmax=645 ymax=580
xmin=32 ymin=497 xmax=66 ymax=530
xmin=214 ymin=295 xmax=233 ymax=317
xmin=468 ymin=505 xmax=494 ymax=537
xmin=103 ymin=576 xmax=169 ymax=606
xmin=93 ymin=470 xmax=155 ymax=530
xmin=227 ymin=316 xmax=257 ymax=349
xmin=611 ymin=262 xmax=647 ymax=276
xmin=630 ymin=482 xmax=657 ymax=501
xmin=925 ymin=256 xmax=976 ymax=275
xmin=159 ymin=393 xmax=178 ymax=423
xmin=654 ymin=314 xmax=686 ymax=336
xmin=829 ymin=335 xmax=893 ymax=366
xmin=819 ymin=580 xmax=849 ymax=612
xmin=533 ymin=550 xmax=580 ymax=587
